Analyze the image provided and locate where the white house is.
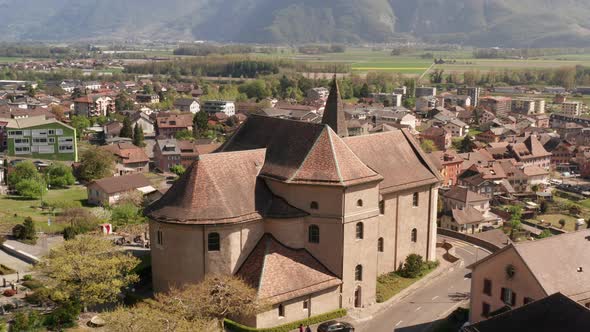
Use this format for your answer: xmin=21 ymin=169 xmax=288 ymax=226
xmin=203 ymin=100 xmax=235 ymax=116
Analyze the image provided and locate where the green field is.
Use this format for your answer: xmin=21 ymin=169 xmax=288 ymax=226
xmin=0 ymin=186 xmax=88 ymax=234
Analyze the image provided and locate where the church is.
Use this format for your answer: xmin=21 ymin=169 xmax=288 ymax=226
xmin=146 ymin=79 xmax=442 ymax=328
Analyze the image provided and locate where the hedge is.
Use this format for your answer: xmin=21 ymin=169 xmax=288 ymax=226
xmin=225 ymin=308 xmax=347 ymax=332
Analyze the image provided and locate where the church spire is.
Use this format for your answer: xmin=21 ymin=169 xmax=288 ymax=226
xmin=322 ymin=76 xmax=348 ymax=137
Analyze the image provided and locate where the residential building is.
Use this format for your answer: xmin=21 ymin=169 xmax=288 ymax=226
xmin=415 ymin=87 xmax=437 ymax=98
xmin=511 ymin=98 xmax=545 ymax=115
xmin=4 ymin=115 xmax=77 ymax=161
xmin=485 ymin=136 xmax=552 ymax=169
xmin=155 ymin=113 xmax=194 ymax=138
xmin=443 ymin=119 xmax=469 ymax=138
xmin=416 ymin=96 xmax=438 ymax=113
xmin=468 ymin=230 xmax=590 ymax=324
xmin=480 ymin=97 xmax=512 ymax=116
xmin=370 ymin=93 xmax=402 ymax=107
xmin=463 ymin=293 xmax=590 ymax=332
xmin=87 ymin=173 xmax=155 ymax=206
xmin=145 ymin=78 xmax=442 ymax=329
xmin=136 ymin=94 xmax=160 ymax=104
xmin=202 ymin=100 xmax=235 ymax=116
xmin=429 ymin=150 xmax=464 ymax=187
xmin=173 ymin=98 xmax=200 ymax=114
xmin=561 ymin=101 xmax=583 ymax=117
xmin=307 ymin=87 xmax=329 ymax=101
xmin=457 ymin=87 xmax=481 ymax=107
xmin=101 ymin=142 xmax=150 ymax=175
xmin=442 ymin=95 xmax=471 ymax=108
xmin=421 ymin=127 xmax=452 ymax=150
xmin=73 ymin=95 xmax=114 ymax=117
xmin=129 ymin=111 xmax=155 ymax=136
xmin=153 ymin=138 xmax=220 ymax=172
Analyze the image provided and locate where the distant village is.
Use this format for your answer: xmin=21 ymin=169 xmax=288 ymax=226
xmin=2 ymin=68 xmax=590 ymax=331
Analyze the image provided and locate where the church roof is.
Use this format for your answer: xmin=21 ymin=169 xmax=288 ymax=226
xmin=236 ymin=234 xmax=342 ymax=304
xmin=145 ymin=149 xmax=307 ymax=224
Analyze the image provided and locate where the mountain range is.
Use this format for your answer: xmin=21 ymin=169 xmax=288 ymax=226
xmin=1 ymin=0 xmax=590 ymax=47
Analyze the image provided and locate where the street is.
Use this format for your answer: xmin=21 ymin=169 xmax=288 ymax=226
xmin=355 ymin=236 xmax=489 ymax=332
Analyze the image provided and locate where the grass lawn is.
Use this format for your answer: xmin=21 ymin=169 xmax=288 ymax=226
xmin=376 ymin=262 xmax=439 ymax=303
xmin=534 ymin=214 xmax=579 ymax=232
xmin=0 ymin=186 xmax=88 ymax=234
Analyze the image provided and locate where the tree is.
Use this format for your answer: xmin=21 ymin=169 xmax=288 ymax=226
xmin=115 ymin=92 xmax=135 ymax=111
xmin=71 ymin=88 xmax=83 ymax=99
xmin=175 ymin=129 xmax=194 ymax=141
xmin=78 ymin=147 xmax=116 ymax=182
xmin=70 ymin=115 xmax=91 ymax=139
xmin=133 ymin=124 xmax=145 ymax=147
xmin=359 ymin=83 xmax=370 ymax=98
xmin=8 ymin=160 xmax=40 ymax=187
xmin=193 ymin=111 xmax=209 ymax=136
xmin=170 ymin=164 xmax=186 ymax=176
xmin=420 ymin=139 xmax=437 ymax=153
xmin=38 ymin=236 xmax=139 ymax=311
xmin=120 ymin=117 xmax=133 ymax=138
xmin=403 ymin=97 xmax=416 ymax=109
xmin=509 ymin=206 xmax=523 ymax=240
xmin=559 ymin=219 xmax=567 ymax=228
xmin=22 ymin=217 xmax=37 ymax=242
xmin=540 ymin=200 xmax=549 ymax=214
xmin=458 ymin=136 xmax=473 ymax=153
xmin=16 ymin=178 xmax=47 ymax=199
xmin=50 ymin=105 xmax=67 ymax=121
xmin=111 ymin=203 xmax=145 ymax=226
xmin=45 ymin=163 xmax=75 ymax=188
xmin=400 ymin=254 xmax=424 ymax=278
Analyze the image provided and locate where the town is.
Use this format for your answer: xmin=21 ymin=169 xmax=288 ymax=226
xmin=0 ymin=42 xmax=590 ymax=332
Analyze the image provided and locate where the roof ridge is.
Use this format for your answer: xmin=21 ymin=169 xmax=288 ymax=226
xmin=326 ymin=127 xmax=343 ymax=183
xmin=289 ymin=126 xmax=327 ymax=182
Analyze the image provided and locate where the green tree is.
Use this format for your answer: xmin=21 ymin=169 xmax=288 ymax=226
xmin=16 ymin=178 xmax=47 ymax=199
xmin=459 ymin=136 xmax=473 ymax=153
xmin=420 ymin=139 xmax=437 ymax=153
xmin=360 ymin=83 xmax=370 ymax=98
xmin=115 ymin=91 xmax=135 ymax=111
xmin=120 ymin=117 xmax=133 ymax=138
xmin=133 ymin=124 xmax=145 ymax=147
xmin=78 ymin=147 xmax=116 ymax=182
xmin=175 ymin=129 xmax=194 ymax=141
xmin=509 ymin=206 xmax=523 ymax=240
xmin=45 ymin=163 xmax=75 ymax=188
xmin=38 ymin=236 xmax=139 ymax=311
xmin=403 ymin=97 xmax=416 ymax=109
xmin=540 ymin=200 xmax=549 ymax=214
xmin=8 ymin=160 xmax=40 ymax=187
xmin=559 ymin=219 xmax=567 ymax=228
xmin=193 ymin=111 xmax=209 ymax=136
xmin=111 ymin=203 xmax=145 ymax=226
xmin=70 ymin=115 xmax=91 ymax=139
xmin=170 ymin=164 xmax=186 ymax=176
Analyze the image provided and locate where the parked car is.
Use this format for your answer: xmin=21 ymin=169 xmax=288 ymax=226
xmin=317 ymin=321 xmax=355 ymax=332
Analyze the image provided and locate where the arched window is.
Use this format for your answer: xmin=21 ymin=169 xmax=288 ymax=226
xmin=413 ymin=192 xmax=419 ymax=207
xmin=355 ymin=265 xmax=363 ymax=281
xmin=357 ymin=199 xmax=363 ymax=207
xmin=378 ymin=238 xmax=384 ymax=252
xmin=308 ymin=225 xmax=320 ymax=244
xmin=411 ymin=228 xmax=418 ymax=243
xmin=208 ymin=232 xmax=220 ymax=251
xmin=310 ymin=201 xmax=319 ymax=210
xmin=355 ymin=222 xmax=364 ymax=239
xmin=278 ymin=304 xmax=285 ymax=318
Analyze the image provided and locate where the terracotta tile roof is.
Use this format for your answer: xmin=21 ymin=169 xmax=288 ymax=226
xmin=221 ymin=115 xmax=381 ymax=187
xmin=429 ymin=150 xmax=463 ymax=170
xmin=236 ymin=234 xmax=341 ymax=304
xmin=444 ymin=186 xmax=489 ymax=203
xmin=344 ymin=129 xmax=442 ymax=194
xmin=464 ymin=293 xmax=590 ymax=332
xmin=451 ymin=207 xmax=486 ymax=225
xmin=321 ymin=77 xmax=348 ymax=137
xmin=88 ymin=173 xmax=152 ymax=195
xmin=101 ymin=143 xmax=149 ymax=165
xmin=145 ymin=149 xmax=306 ymax=224
xmin=156 ymin=112 xmax=193 ymax=129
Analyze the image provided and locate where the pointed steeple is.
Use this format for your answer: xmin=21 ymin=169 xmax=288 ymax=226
xmin=322 ymin=76 xmax=348 ymax=137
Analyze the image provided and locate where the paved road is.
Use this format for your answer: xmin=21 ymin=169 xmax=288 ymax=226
xmin=356 ymin=236 xmax=489 ymax=332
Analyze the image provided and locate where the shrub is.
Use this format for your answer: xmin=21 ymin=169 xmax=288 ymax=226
xmin=3 ymin=289 xmax=16 ymax=297
xmin=12 ymin=224 xmax=26 ymax=239
xmin=400 ymin=254 xmax=424 ymax=278
xmin=22 ymin=274 xmax=33 ymax=281
xmin=225 ymin=309 xmax=346 ymax=332
xmin=11 ymin=310 xmax=44 ymax=332
xmin=22 ymin=280 xmax=44 ymax=290
xmin=62 ymin=226 xmax=78 ymax=240
xmin=43 ymin=301 xmax=81 ymax=330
